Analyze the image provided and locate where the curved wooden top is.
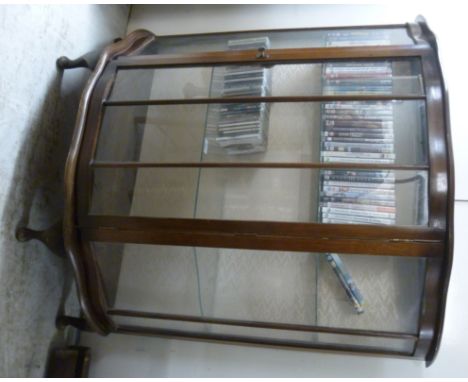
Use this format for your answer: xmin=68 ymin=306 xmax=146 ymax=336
xmin=63 ymin=29 xmax=156 ymax=334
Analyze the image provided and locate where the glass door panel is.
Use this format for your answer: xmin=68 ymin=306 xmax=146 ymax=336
xmin=109 ymin=59 xmax=424 ymax=101
xmin=90 ymin=168 xmax=428 ymax=226
xmin=93 ymin=242 xmax=425 ymax=337
xmin=141 ymin=27 xmax=417 ymax=55
xmin=95 ymin=100 xmax=427 ymax=165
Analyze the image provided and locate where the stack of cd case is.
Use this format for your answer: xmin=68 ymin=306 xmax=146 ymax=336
xmin=204 ymin=38 xmax=271 ymax=155
xmin=318 ymin=32 xmax=396 ymax=314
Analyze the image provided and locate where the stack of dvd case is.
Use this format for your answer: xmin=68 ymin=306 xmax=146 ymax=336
xmin=205 ymin=37 xmax=271 ymax=155
xmin=319 ymin=168 xmax=396 ymax=225
xmin=318 ymin=32 xmax=395 ymax=313
xmin=320 ymin=101 xmax=395 ymax=164
xmin=322 ymin=62 xmax=393 ymax=95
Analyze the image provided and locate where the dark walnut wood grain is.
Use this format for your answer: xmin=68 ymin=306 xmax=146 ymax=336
xmin=63 ymin=29 xmax=156 ymax=334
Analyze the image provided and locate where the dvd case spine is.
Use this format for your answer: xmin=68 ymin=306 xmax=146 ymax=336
xmin=326 ymin=254 xmax=364 ymax=313
xmin=318 ymin=30 xmax=396 ymax=314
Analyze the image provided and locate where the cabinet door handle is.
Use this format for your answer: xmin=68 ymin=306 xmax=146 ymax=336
xmin=256 ymin=47 xmax=269 ymax=59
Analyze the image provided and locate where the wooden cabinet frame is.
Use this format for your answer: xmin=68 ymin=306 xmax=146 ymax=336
xmin=61 ymin=20 xmax=453 ymax=366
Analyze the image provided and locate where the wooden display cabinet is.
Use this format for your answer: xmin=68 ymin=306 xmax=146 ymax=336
xmin=19 ymin=17 xmax=454 ymax=366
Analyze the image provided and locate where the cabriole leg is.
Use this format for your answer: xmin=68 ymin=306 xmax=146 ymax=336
xmin=56 ymin=37 xmax=123 ymax=71
xmin=16 ymin=220 xmax=65 ymax=258
xmin=56 ymin=48 xmax=101 ymax=71
xmin=56 ymin=315 xmax=89 ymax=331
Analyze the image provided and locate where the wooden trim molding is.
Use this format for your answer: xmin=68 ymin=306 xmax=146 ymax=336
xmin=108 ymin=308 xmax=417 ymax=339
xmin=63 ymin=29 xmax=156 ymax=334
xmin=115 ymin=324 xmax=414 ymax=359
xmin=90 ymin=161 xmax=429 ymax=171
xmin=103 ymin=94 xmax=426 ymax=106
xmin=80 ymin=216 xmax=444 ymax=258
xmin=413 ymin=16 xmax=455 ymax=367
xmin=115 ymin=44 xmax=430 ymax=68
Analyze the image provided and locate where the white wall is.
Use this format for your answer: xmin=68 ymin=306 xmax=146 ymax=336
xmin=80 ymin=5 xmax=468 ymax=377
xmin=0 ymin=5 xmax=129 ymax=376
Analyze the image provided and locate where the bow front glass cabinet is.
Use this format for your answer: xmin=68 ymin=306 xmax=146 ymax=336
xmin=61 ymin=19 xmax=454 ymax=366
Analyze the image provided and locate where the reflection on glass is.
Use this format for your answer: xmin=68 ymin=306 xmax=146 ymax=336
xmin=141 ymin=28 xmax=418 ymax=55
xmin=109 ymin=59 xmax=424 ymax=101
xmin=93 ymin=242 xmax=425 ymax=337
xmin=95 ymin=101 xmax=427 ymax=166
xmin=90 ymin=168 xmax=428 ymax=226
